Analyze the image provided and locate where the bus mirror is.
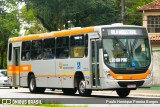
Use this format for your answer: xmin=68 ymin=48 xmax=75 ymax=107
xmin=97 ymin=40 xmax=102 ymax=49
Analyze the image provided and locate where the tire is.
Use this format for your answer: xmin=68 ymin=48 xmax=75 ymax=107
xmin=29 ymin=75 xmax=45 ymax=93
xmin=9 ymin=86 xmax=12 ymax=89
xmin=62 ymin=88 xmax=77 ymax=95
xmin=116 ymin=88 xmax=130 ymax=98
xmin=15 ymin=87 xmax=18 ymax=89
xmin=78 ymin=79 xmax=92 ymax=96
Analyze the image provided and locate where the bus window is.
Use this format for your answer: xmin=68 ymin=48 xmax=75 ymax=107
xmin=31 ymin=40 xmax=42 ymax=60
xmin=56 ymin=37 xmax=69 ymax=59
xmin=8 ymin=43 xmax=12 ymax=61
xmin=21 ymin=41 xmax=31 ymax=60
xmin=85 ymin=34 xmax=88 ymax=57
xmin=70 ymin=35 xmax=85 ymax=58
xmin=43 ymin=38 xmax=55 ymax=59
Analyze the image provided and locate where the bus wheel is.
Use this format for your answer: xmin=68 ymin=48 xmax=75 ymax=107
xmin=62 ymin=88 xmax=77 ymax=95
xmin=116 ymin=88 xmax=130 ymax=98
xmin=78 ymin=79 xmax=92 ymax=96
xmin=29 ymin=75 xmax=45 ymax=93
xmin=29 ymin=75 xmax=37 ymax=93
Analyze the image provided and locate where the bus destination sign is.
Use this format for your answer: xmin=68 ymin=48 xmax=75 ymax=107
xmin=110 ymin=29 xmax=137 ymax=35
xmin=102 ymin=28 xmax=146 ymax=36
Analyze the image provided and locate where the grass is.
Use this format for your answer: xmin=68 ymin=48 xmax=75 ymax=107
xmin=138 ymin=86 xmax=160 ymax=90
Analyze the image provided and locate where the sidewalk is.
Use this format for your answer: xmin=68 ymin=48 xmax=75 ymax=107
xmin=131 ymin=87 xmax=160 ymax=97
xmin=94 ymin=86 xmax=160 ymax=97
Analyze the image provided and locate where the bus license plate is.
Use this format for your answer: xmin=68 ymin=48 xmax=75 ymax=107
xmin=127 ymin=84 xmax=136 ymax=88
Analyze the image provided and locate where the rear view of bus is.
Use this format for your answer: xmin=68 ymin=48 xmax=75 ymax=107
xmin=100 ymin=24 xmax=152 ymax=97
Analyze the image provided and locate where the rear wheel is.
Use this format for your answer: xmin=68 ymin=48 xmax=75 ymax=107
xmin=29 ymin=75 xmax=45 ymax=93
xmin=116 ymin=88 xmax=130 ymax=98
xmin=62 ymin=88 xmax=77 ymax=95
xmin=78 ymin=79 xmax=92 ymax=96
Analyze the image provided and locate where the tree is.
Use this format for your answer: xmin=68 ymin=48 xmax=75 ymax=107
xmin=0 ymin=0 xmax=20 ymax=68
xmin=19 ymin=6 xmax=48 ymax=35
xmin=119 ymin=0 xmax=154 ymax=25
xmin=24 ymin=0 xmax=118 ymax=31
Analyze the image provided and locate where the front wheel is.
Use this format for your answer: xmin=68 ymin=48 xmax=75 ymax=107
xmin=116 ymin=88 xmax=130 ymax=98
xmin=78 ymin=79 xmax=92 ymax=96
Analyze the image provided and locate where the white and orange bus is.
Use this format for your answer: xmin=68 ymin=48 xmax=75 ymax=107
xmin=7 ymin=23 xmax=152 ymax=97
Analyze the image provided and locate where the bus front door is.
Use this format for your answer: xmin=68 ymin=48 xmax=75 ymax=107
xmin=91 ymin=39 xmax=100 ymax=88
xmin=13 ymin=47 xmax=20 ymax=89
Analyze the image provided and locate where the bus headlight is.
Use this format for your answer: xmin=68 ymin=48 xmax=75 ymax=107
xmin=106 ymin=73 xmax=114 ymax=80
xmin=146 ymin=72 xmax=152 ymax=79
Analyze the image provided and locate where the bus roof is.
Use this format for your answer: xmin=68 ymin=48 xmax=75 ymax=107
xmin=9 ymin=24 xmax=146 ymax=43
xmin=9 ymin=27 xmax=94 ymax=42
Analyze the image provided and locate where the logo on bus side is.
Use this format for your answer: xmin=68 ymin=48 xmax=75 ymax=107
xmin=59 ymin=62 xmax=63 ymax=70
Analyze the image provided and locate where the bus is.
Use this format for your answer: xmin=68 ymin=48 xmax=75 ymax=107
xmin=7 ymin=23 xmax=152 ymax=98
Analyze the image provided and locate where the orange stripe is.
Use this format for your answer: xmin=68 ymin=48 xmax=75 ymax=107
xmin=9 ymin=27 xmax=94 ymax=42
xmin=7 ymin=65 xmax=31 ymax=75
xmin=109 ymin=69 xmax=150 ymax=80
xmin=7 ymin=65 xmax=19 ymax=73
xmin=35 ymin=74 xmax=55 ymax=77
xmin=20 ymin=64 xmax=31 ymax=72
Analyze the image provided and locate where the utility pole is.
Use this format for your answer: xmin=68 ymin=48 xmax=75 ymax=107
xmin=121 ymin=0 xmax=125 ymax=23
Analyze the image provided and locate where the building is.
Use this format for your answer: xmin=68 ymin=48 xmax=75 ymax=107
xmin=138 ymin=0 xmax=160 ymax=86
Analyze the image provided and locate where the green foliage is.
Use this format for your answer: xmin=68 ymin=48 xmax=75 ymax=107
xmin=0 ymin=0 xmax=20 ymax=68
xmin=25 ymin=0 xmax=154 ymax=31
xmin=26 ymin=0 xmax=118 ymax=31
xmin=124 ymin=0 xmax=154 ymax=25
xmin=19 ymin=6 xmax=48 ymax=35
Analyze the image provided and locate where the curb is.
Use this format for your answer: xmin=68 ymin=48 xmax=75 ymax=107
xmin=93 ymin=90 xmax=160 ymax=97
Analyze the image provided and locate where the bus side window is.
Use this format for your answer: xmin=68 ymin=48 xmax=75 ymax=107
xmin=70 ymin=34 xmax=85 ymax=58
xmin=56 ymin=37 xmax=69 ymax=59
xmin=8 ymin=43 xmax=12 ymax=61
xmin=21 ymin=41 xmax=31 ymax=61
xmin=43 ymin=38 xmax=55 ymax=59
xmin=31 ymin=40 xmax=42 ymax=60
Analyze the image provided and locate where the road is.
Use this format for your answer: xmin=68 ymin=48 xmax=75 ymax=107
xmin=0 ymin=87 xmax=159 ymax=98
xmin=0 ymin=87 xmax=160 ymax=107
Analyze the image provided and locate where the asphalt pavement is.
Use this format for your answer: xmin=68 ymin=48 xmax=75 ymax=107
xmin=1 ymin=87 xmax=160 ymax=107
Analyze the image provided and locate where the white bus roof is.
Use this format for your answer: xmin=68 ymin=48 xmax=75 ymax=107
xmin=9 ymin=24 xmax=145 ymax=42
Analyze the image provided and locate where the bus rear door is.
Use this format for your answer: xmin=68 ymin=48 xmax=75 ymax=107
xmin=13 ymin=47 xmax=20 ymax=89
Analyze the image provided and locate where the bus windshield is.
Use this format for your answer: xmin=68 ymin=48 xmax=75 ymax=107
xmin=103 ymin=38 xmax=151 ymax=68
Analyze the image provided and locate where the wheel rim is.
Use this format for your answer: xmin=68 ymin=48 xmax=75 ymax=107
xmin=79 ymin=80 xmax=85 ymax=94
xmin=30 ymin=78 xmax=35 ymax=91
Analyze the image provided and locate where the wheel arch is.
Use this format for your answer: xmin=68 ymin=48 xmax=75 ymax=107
xmin=74 ymin=71 xmax=85 ymax=88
